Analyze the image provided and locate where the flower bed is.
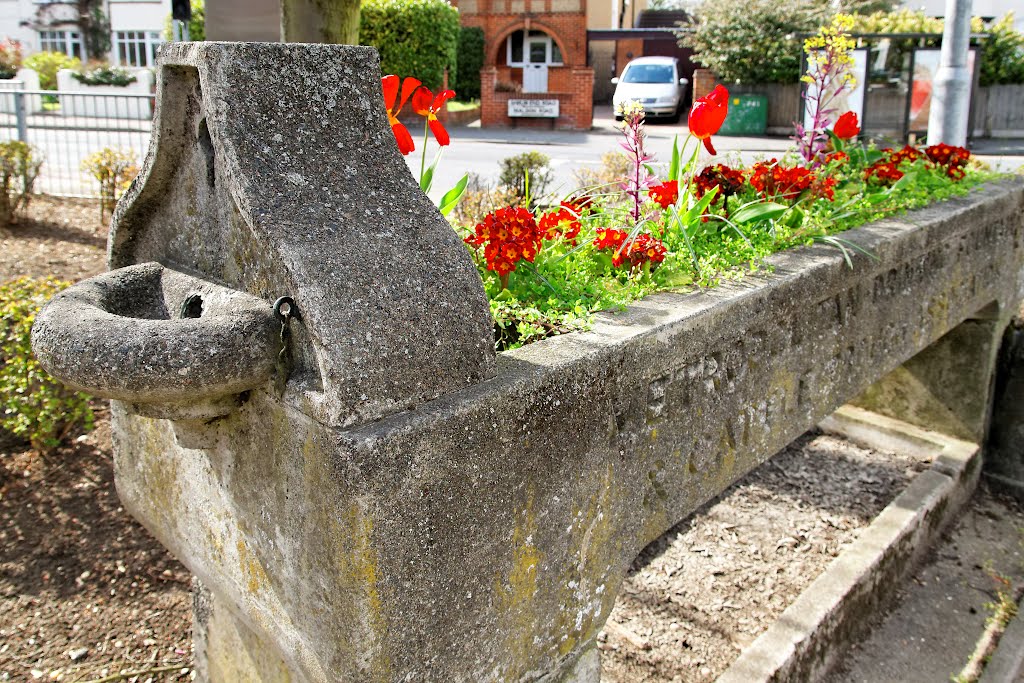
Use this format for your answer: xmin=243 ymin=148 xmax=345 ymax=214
xmin=383 ymin=17 xmax=999 ymax=353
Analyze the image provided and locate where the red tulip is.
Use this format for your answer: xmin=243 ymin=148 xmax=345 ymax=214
xmin=689 ymin=85 xmax=729 ymax=155
xmin=833 ymin=111 xmax=860 ymax=140
xmin=412 ymin=87 xmax=457 ymax=147
xmin=382 ymin=75 xmax=421 ymax=155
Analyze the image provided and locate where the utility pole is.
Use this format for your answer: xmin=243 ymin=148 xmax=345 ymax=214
xmin=927 ymin=0 xmax=972 ymax=146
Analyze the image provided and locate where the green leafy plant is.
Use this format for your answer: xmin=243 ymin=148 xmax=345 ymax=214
xmin=24 ymin=51 xmax=81 ymax=90
xmin=72 ymin=62 xmax=139 ymax=87
xmin=453 ymin=26 xmax=484 ymax=100
xmin=499 ymin=151 xmax=553 ymax=204
xmin=0 ymin=277 xmax=94 ymax=450
xmin=978 ymin=13 xmax=1024 ymax=86
xmin=679 ymin=0 xmax=834 ymax=84
xmin=163 ymin=0 xmax=206 ymax=41
xmin=0 ymin=141 xmax=42 ymax=226
xmin=360 ymin=0 xmax=460 ymax=91
xmin=0 ymin=38 xmax=23 ymax=80
xmin=81 ymin=147 xmax=139 ymax=222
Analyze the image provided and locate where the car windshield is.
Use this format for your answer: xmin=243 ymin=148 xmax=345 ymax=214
xmin=622 ymin=64 xmax=674 ymax=84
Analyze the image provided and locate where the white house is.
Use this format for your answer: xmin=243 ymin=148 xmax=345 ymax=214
xmin=0 ymin=0 xmax=172 ymax=66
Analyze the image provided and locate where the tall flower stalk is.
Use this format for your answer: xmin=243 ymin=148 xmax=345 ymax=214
xmin=795 ymin=14 xmax=857 ymax=167
xmin=617 ymin=100 xmax=655 ymax=226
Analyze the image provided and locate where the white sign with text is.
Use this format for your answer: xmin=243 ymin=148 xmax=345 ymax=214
xmin=508 ymin=99 xmax=559 ymax=118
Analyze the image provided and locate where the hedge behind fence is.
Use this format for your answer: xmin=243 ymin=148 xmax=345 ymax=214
xmin=360 ymin=0 xmax=460 ymax=91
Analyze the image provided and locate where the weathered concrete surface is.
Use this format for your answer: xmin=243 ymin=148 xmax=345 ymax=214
xmin=718 ymin=408 xmax=980 ymax=683
xmin=32 ymin=262 xmax=282 ymax=420
xmin=107 ymin=42 xmax=496 ymax=429
xmin=52 ymin=39 xmax=1024 ymax=683
xmin=109 ymin=175 xmax=1024 ymax=683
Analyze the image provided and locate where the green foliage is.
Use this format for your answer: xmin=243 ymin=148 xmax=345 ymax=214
xmin=24 ymin=51 xmax=81 ymax=90
xmin=978 ymin=13 xmax=1024 ymax=86
xmin=0 ymin=38 xmax=23 ymax=80
xmin=359 ymin=0 xmax=460 ymax=91
xmin=0 ymin=141 xmax=42 ymax=226
xmin=499 ymin=151 xmax=553 ymax=204
xmin=679 ymin=0 xmax=834 ymax=84
xmin=72 ymin=62 xmax=138 ymax=87
xmin=0 ymin=278 xmax=94 ymax=450
xmin=163 ymin=0 xmax=206 ymax=41
xmin=454 ymin=26 xmax=484 ymax=100
xmin=81 ymin=147 xmax=139 ymax=222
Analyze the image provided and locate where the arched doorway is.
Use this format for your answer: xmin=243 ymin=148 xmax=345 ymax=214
xmin=503 ymin=29 xmax=564 ymax=93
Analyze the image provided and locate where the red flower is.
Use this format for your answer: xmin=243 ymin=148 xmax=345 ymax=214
xmin=924 ymin=143 xmax=970 ymax=180
xmin=689 ymin=85 xmax=729 ymax=155
xmin=412 ymin=86 xmax=457 ymax=147
xmin=465 ymin=206 xmax=542 ymax=275
xmin=382 ymin=75 xmax=421 ymax=155
xmin=749 ymin=160 xmax=831 ymax=201
xmin=824 ymin=151 xmax=849 ymax=165
xmin=694 ymin=164 xmax=745 ymax=202
xmin=648 ymin=180 xmax=679 ymax=209
xmin=863 ymin=160 xmax=904 ymax=185
xmin=593 ymin=230 xmax=666 ymax=270
xmin=539 ymin=201 xmax=584 ymax=241
xmin=833 ymin=111 xmax=860 ymax=140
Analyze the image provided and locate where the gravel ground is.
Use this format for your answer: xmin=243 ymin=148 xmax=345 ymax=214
xmin=599 ymin=432 xmax=928 ymax=682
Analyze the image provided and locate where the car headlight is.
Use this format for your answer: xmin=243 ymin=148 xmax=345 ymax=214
xmin=657 ymin=96 xmax=675 ymax=104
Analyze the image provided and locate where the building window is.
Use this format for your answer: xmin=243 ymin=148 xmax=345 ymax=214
xmin=506 ymin=30 xmax=564 ymax=67
xmin=114 ymin=31 xmax=163 ymax=67
xmin=39 ymin=30 xmax=84 ymax=59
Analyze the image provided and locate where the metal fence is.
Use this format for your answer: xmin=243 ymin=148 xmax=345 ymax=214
xmin=0 ymin=89 xmax=152 ymax=197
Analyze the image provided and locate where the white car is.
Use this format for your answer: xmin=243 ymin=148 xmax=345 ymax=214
xmin=611 ymin=56 xmax=689 ymax=122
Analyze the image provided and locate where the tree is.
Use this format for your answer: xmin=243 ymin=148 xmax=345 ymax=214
xmin=281 ymin=0 xmax=361 ymax=44
xmin=32 ymin=0 xmax=110 ymax=61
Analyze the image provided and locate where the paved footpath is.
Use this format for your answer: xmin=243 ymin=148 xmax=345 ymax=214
xmin=827 ymin=483 xmax=1024 ymax=683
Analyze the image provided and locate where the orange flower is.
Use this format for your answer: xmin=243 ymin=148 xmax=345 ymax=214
xmin=688 ymin=85 xmax=729 ymax=155
xmin=382 ymin=75 xmax=421 ymax=155
xmin=832 ymin=111 xmax=860 ymax=140
xmin=648 ymin=180 xmax=679 ymax=209
xmin=412 ymin=86 xmax=457 ymax=146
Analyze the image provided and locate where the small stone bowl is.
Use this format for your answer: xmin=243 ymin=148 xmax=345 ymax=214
xmin=31 ymin=262 xmax=282 ymax=420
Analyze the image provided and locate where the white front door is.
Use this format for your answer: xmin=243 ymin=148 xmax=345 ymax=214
xmin=522 ymin=38 xmax=549 ymax=93
xmin=523 ymin=63 xmax=548 ymax=93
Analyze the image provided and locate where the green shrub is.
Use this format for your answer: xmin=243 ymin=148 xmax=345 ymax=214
xmin=0 ymin=277 xmax=94 ymax=450
xmin=0 ymin=38 xmax=23 ymax=80
xmin=72 ymin=62 xmax=138 ymax=87
xmin=499 ymin=151 xmax=553 ymax=204
xmin=163 ymin=0 xmax=206 ymax=41
xmin=978 ymin=13 xmax=1024 ymax=86
xmin=680 ymin=0 xmax=834 ymax=84
xmin=24 ymin=51 xmax=81 ymax=90
xmin=454 ymin=26 xmax=484 ymax=100
xmin=0 ymin=141 xmax=42 ymax=226
xmin=359 ymin=0 xmax=460 ymax=91
xmin=81 ymin=147 xmax=139 ymax=222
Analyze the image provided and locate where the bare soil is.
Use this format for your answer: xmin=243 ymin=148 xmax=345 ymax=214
xmin=0 ymin=196 xmax=923 ymax=682
xmin=1 ymin=198 xmax=193 ymax=682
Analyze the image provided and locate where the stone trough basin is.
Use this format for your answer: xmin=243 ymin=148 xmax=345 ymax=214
xmin=31 ymin=41 xmax=1024 ymax=683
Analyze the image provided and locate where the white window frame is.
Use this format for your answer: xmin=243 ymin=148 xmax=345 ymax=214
xmin=506 ymin=30 xmax=564 ymax=68
xmin=113 ymin=30 xmax=164 ymax=67
xmin=38 ymin=30 xmax=84 ymax=59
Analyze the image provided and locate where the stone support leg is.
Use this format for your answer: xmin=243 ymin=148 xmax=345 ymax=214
xmin=985 ymin=318 xmax=1024 ymax=499
xmin=853 ymin=306 xmax=1007 ymax=443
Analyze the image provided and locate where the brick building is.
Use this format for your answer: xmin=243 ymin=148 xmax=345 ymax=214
xmin=455 ymin=0 xmax=595 ymax=130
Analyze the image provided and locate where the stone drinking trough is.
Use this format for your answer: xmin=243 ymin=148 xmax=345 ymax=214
xmin=30 ymin=42 xmax=1024 ymax=682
